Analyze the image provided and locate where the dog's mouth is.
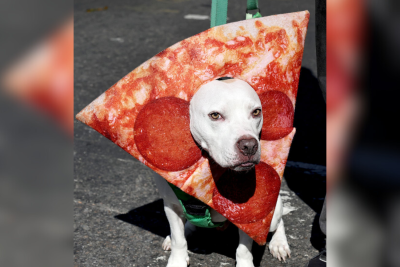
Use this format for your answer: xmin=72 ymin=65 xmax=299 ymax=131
xmin=230 ymin=161 xmax=258 ymax=171
xmin=240 ymin=162 xmax=255 ymax=167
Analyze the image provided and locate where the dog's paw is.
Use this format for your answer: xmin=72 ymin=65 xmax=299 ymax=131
xmin=162 ymin=235 xmax=171 ymax=251
xmin=166 ymin=251 xmax=189 ymax=267
xmin=236 ymin=259 xmax=255 ymax=267
xmin=269 ymin=235 xmax=291 ymax=262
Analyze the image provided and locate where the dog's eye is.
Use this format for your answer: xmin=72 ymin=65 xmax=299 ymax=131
xmin=209 ymin=112 xmax=221 ymax=120
xmin=252 ymin=109 xmax=261 ymax=116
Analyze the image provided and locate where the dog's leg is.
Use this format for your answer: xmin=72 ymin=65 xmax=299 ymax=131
xmin=269 ymin=219 xmax=290 ymax=262
xmin=236 ymin=229 xmax=254 ymax=267
xmin=164 ymin=203 xmax=189 ymax=267
xmin=152 ymin=173 xmax=189 ymax=267
xmin=268 ymin=195 xmax=291 ymax=262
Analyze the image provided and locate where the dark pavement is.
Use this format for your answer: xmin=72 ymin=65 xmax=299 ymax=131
xmin=74 ymin=0 xmax=326 ymax=266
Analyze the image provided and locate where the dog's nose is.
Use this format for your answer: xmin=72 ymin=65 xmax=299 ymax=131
xmin=237 ymin=138 xmax=258 ymax=156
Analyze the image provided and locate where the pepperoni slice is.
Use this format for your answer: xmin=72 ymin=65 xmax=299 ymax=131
xmin=134 ymin=97 xmax=202 ymax=171
xmin=212 ymin=162 xmax=281 ymax=224
xmin=259 ymin=90 xmax=294 ymax=140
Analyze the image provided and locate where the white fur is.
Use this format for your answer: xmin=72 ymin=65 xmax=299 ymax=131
xmin=154 ymin=79 xmax=290 ymax=266
xmin=190 ymin=79 xmax=262 ymax=171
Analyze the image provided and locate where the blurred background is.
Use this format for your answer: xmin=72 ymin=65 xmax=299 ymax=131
xmin=0 ymin=0 xmax=72 ymax=267
xmin=327 ymin=0 xmax=400 ymax=266
xmin=0 ymin=0 xmax=399 ymax=266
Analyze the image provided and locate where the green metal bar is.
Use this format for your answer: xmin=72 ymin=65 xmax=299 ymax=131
xmin=210 ymin=0 xmax=228 ymax=27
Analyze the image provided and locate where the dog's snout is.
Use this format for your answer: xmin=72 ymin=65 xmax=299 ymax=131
xmin=237 ymin=138 xmax=258 ymax=156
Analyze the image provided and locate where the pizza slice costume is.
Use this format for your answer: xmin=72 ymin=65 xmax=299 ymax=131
xmin=76 ymin=11 xmax=310 ymax=245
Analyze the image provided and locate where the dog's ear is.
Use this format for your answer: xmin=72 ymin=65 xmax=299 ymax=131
xmin=216 ymin=77 xmax=233 ymax=81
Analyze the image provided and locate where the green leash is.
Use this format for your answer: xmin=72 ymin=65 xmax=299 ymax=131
xmin=168 ymin=0 xmax=263 ymax=228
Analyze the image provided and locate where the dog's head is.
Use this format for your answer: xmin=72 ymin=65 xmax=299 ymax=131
xmin=190 ymin=78 xmax=263 ymax=171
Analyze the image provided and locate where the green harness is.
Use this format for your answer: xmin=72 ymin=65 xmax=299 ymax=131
xmin=168 ymin=0 xmax=262 ymax=229
xmin=168 ymin=182 xmax=224 ymax=228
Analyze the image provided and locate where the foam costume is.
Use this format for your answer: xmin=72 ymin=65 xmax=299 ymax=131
xmin=76 ymin=11 xmax=310 ymax=245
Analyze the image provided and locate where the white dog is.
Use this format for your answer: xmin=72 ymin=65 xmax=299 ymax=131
xmin=152 ymin=78 xmax=290 ymax=267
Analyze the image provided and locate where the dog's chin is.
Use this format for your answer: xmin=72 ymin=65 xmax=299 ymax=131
xmin=229 ymin=161 xmax=258 ymax=172
xmin=207 ymin=152 xmax=260 ymax=172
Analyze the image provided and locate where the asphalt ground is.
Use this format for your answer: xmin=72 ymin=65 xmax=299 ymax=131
xmin=74 ymin=0 xmax=326 ymax=266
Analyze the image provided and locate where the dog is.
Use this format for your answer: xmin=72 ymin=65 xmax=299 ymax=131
xmin=152 ymin=78 xmax=290 ymax=267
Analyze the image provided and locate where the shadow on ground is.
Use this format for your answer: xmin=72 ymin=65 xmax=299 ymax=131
xmin=115 ymin=199 xmax=270 ymax=264
xmin=284 ymin=165 xmax=326 ymax=252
